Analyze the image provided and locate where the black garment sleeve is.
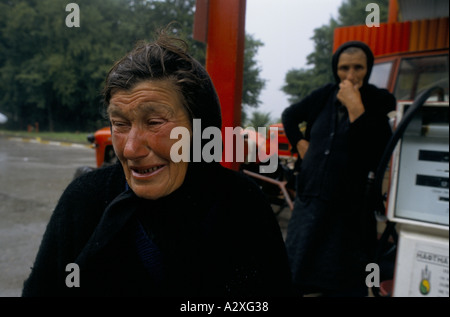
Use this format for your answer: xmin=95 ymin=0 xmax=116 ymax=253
xmin=348 ymin=87 xmax=396 ymax=172
xmin=21 ymin=202 xmax=65 ymax=296
xmin=22 ymin=165 xmax=122 ymax=296
xmin=215 ymin=169 xmax=295 ymax=297
xmin=232 ymin=181 xmax=295 ymax=296
xmin=282 ymin=84 xmax=335 ymax=153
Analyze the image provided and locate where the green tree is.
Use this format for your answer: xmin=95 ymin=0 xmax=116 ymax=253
xmin=0 ymin=0 xmax=132 ymax=131
xmin=245 ymin=110 xmax=272 ymax=129
xmin=337 ymin=0 xmax=388 ymax=26
xmin=281 ymin=0 xmax=389 ymax=104
xmin=0 ymin=0 xmax=265 ymax=132
xmin=242 ymin=34 xmax=266 ymax=109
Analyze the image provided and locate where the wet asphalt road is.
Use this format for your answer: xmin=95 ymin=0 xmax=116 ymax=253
xmin=0 ymin=136 xmax=96 ymax=297
xmin=0 ymin=135 xmax=292 ymax=297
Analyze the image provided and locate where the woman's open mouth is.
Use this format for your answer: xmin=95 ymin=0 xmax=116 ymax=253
xmin=130 ymin=165 xmax=165 ymax=177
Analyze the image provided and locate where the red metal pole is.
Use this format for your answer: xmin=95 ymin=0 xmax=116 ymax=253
xmin=204 ymin=0 xmax=246 ymax=171
xmin=388 ymin=0 xmax=399 ymax=23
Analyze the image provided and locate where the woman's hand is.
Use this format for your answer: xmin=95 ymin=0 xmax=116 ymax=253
xmin=296 ymin=139 xmax=309 ymax=159
xmin=337 ymin=79 xmax=365 ymax=122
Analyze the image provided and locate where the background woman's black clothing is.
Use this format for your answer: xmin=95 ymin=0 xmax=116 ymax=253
xmin=283 ymin=83 xmax=395 ymax=201
xmin=282 ymin=41 xmax=396 ymax=295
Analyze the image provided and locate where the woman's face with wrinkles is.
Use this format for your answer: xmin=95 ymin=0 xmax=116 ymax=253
xmin=337 ymin=50 xmax=368 ymax=89
xmin=108 ymin=80 xmax=192 ymax=200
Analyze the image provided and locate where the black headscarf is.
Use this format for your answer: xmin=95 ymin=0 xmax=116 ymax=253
xmin=181 ymin=58 xmax=222 ymax=131
xmin=331 ymin=41 xmax=375 ymax=85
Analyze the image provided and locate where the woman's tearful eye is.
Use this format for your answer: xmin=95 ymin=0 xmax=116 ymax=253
xmin=146 ymin=118 xmax=168 ymax=130
xmin=111 ymin=120 xmax=130 ymax=131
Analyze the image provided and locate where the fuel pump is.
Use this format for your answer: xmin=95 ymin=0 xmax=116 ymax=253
xmin=379 ymin=86 xmax=449 ymax=297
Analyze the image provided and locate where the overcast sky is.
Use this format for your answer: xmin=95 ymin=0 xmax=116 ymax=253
xmin=245 ymin=0 xmax=343 ymax=121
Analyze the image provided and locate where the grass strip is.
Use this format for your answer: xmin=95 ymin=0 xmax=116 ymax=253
xmin=0 ymin=130 xmax=91 ymax=145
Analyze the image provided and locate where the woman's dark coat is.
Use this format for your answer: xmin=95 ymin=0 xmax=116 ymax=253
xmin=22 ymin=162 xmax=293 ymax=297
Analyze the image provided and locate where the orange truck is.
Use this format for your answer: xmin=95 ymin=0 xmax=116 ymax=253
xmin=87 ymin=126 xmax=117 ymax=168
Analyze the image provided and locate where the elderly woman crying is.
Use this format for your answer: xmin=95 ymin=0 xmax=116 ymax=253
xmin=22 ymin=29 xmax=294 ymax=297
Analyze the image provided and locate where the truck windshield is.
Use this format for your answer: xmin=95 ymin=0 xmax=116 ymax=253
xmin=369 ymin=61 xmax=394 ymax=89
xmin=394 ymin=54 xmax=449 ymax=101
